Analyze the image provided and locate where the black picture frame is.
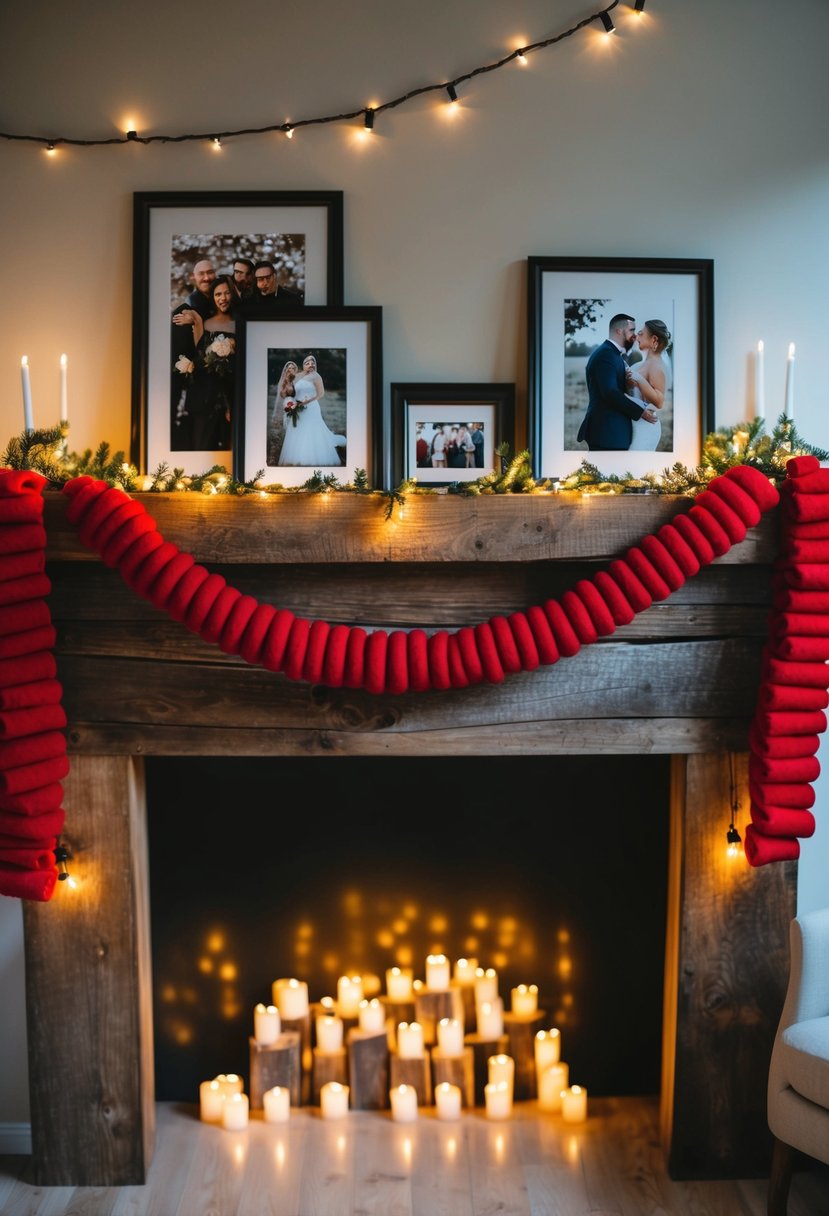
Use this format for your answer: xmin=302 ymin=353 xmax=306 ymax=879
xmin=233 ymin=305 xmax=383 ymax=488
xmin=527 ymin=256 xmax=714 ymax=480
xmin=389 ymin=383 xmax=515 ymax=488
xmin=130 ymin=189 xmax=344 ymax=472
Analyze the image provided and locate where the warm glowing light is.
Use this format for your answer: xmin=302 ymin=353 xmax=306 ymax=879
xmin=161 ymin=984 xmax=177 ymax=1003
xmin=285 ymin=125 xmax=294 ymax=139
xmin=66 ymin=875 xmax=78 ymax=889
xmin=393 ymin=918 xmax=409 ymax=935
xmin=517 ymin=50 xmax=528 ymax=65
xmin=444 ymin=1135 xmax=458 ymax=1160
xmin=274 ymin=1141 xmax=287 ymax=1168
xmin=219 ymin=962 xmax=238 ymax=981
xmin=211 ymin=136 xmax=222 ymax=150
xmin=429 ymin=913 xmax=449 ymax=934
xmin=206 ymin=931 xmax=225 ymax=953
xmin=471 ymin=911 xmax=489 ymax=931
xmin=558 ymin=955 xmax=573 ymax=979
xmin=45 ymin=142 xmax=57 ymax=156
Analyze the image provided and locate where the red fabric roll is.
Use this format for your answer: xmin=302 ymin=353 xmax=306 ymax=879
xmin=687 ymin=503 xmax=732 ymax=556
xmin=508 ymin=611 xmax=540 ymax=670
xmin=656 ymin=522 xmax=701 ymax=578
xmin=0 ymin=626 xmax=56 ymax=661
xmin=784 ymin=455 xmax=822 ymax=479
xmin=607 ymin=558 xmax=653 ymax=613
xmin=201 ymin=585 xmax=243 ymax=646
xmin=671 ymin=511 xmax=716 ymax=567
xmin=260 ymin=608 xmax=297 ymax=672
xmin=0 ymin=497 xmax=43 ymax=523
xmin=744 ymin=825 xmax=799 ymax=867
xmin=772 ymin=587 xmax=829 ymax=614
xmin=624 ymin=546 xmax=672 ymax=601
xmin=707 ymin=474 xmax=762 ymax=527
xmin=0 ymin=523 xmax=47 ymax=556
xmin=758 ymin=683 xmax=829 ymax=711
xmin=772 ymin=611 xmax=829 ymax=638
xmin=748 ymin=753 xmax=820 ymax=784
xmin=782 ymin=519 xmax=829 ymax=539
xmin=771 ymin=635 xmax=829 ymax=662
xmin=0 ymin=600 xmax=52 ymax=637
xmin=117 ymin=529 xmax=164 ymax=583
xmin=364 ymin=630 xmax=389 ymax=695
xmin=764 ymin=657 xmax=829 ymax=689
xmin=592 ymin=570 xmax=635 ymax=627
xmin=0 ymin=843 xmax=57 ymax=870
xmin=0 ymin=678 xmax=63 ymax=712
xmin=490 ymin=615 xmax=524 ymax=671
xmin=747 ymin=723 xmax=819 ymax=758
xmin=456 ymin=626 xmax=484 ymax=686
xmin=725 ymin=464 xmax=781 ymax=510
xmin=343 ymin=626 xmax=368 ymax=689
xmin=148 ymin=551 xmax=197 ymax=611
xmin=752 ymin=709 xmax=826 ymax=737
xmin=572 ymin=579 xmax=616 ymax=636
xmin=217 ymin=594 xmax=260 ymax=656
xmin=62 ymin=476 xmax=107 ymax=524
xmin=302 ymin=620 xmax=331 ymax=685
xmin=474 ymin=621 xmax=506 ymax=684
xmin=281 ymin=616 xmax=311 ymax=681
xmin=0 ymin=572 xmax=52 ymax=607
xmin=0 ymin=754 xmax=69 ymax=795
xmin=784 ymin=494 xmax=829 ymax=522
xmin=321 ymin=623 xmax=350 ymax=688
xmin=749 ymin=779 xmax=816 ymax=809
xmin=0 ymin=865 xmax=57 ymax=901
xmin=639 ymin=534 xmax=685 ymax=593
xmin=128 ymin=539 xmax=180 ymax=598
xmin=779 ymin=565 xmax=829 ymax=591
xmin=100 ymin=511 xmax=160 ymax=569
xmin=0 ymin=470 xmax=48 ymax=498
xmin=525 ymin=604 xmax=560 ymax=664
xmin=167 ymin=563 xmax=211 ymax=624
xmin=0 ymin=651 xmax=57 ymax=689
xmin=0 ymin=784 xmax=64 ymax=817
xmin=694 ymin=488 xmax=747 ymax=543
xmin=0 ymin=550 xmax=46 ymax=582
xmin=0 ymin=806 xmax=65 ymax=838
xmin=407 ymin=629 xmax=431 ymax=693
xmin=446 ymin=633 xmax=470 ymax=688
xmin=386 ymin=629 xmax=410 ymax=695
xmin=750 ymin=805 xmax=816 ymax=837
xmin=77 ymin=486 xmax=134 ymax=549
xmin=785 ymin=471 xmax=829 ymax=494
xmin=0 ymin=730 xmax=67 ymax=771
xmin=238 ymin=603 xmax=277 ymax=667
xmin=560 ymin=589 xmax=598 ymax=645
xmin=0 ymin=704 xmax=66 ymax=740
xmin=427 ymin=631 xmax=451 ymax=691
xmin=183 ymin=572 xmax=227 ymax=633
xmin=80 ymin=495 xmax=146 ymax=554
xmin=783 ymin=540 xmax=829 ymax=564
xmin=543 ymin=599 xmax=583 ymax=656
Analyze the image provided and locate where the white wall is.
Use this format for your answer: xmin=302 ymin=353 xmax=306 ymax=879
xmin=1 ymin=0 xmax=827 ymax=1123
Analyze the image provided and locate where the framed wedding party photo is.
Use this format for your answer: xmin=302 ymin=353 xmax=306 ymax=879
xmin=389 ymin=383 xmax=515 ymax=487
xmin=130 ymin=189 xmax=344 ymax=474
xmin=233 ymin=306 xmax=383 ymax=488
xmin=527 ymin=256 xmax=714 ymax=480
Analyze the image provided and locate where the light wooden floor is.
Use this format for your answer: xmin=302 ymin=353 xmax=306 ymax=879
xmin=2 ymin=1097 xmax=828 ymax=1216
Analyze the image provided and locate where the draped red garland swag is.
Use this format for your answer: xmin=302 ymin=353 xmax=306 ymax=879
xmin=1 ymin=458 xmax=828 ymax=901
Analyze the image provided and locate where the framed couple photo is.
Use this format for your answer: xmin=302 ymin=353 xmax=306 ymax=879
xmin=130 ymin=189 xmax=344 ymax=473
xmin=527 ymin=257 xmax=714 ymax=480
xmin=389 ymin=383 xmax=515 ymax=488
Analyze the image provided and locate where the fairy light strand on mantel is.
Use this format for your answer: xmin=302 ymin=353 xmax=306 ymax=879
xmin=1 ymin=1 xmax=647 ymax=154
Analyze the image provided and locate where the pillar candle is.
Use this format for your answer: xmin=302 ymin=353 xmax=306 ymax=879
xmin=390 ymin=1083 xmax=419 ymax=1123
xmin=561 ymin=1084 xmax=588 ymax=1123
xmin=484 ymin=1081 xmax=512 ymax=1120
xmin=221 ymin=1092 xmax=249 ymax=1130
xmin=425 ymin=953 xmax=450 ymax=991
xmin=535 ymin=1028 xmax=561 ymax=1071
xmin=488 ymin=1053 xmax=515 ymax=1097
xmin=254 ymin=1003 xmax=281 ymax=1045
xmin=511 ymin=984 xmax=538 ymax=1015
xmin=784 ymin=342 xmax=795 ymax=419
xmin=59 ymin=353 xmax=68 ymax=423
xmin=358 ymin=998 xmax=386 ymax=1033
xmin=476 ymin=999 xmax=503 ymax=1040
xmin=320 ymin=1081 xmax=349 ymax=1119
xmin=437 ymin=1017 xmax=464 ymax=1056
xmin=199 ymin=1079 xmax=225 ymax=1122
xmin=263 ymin=1085 xmax=291 ymax=1123
xmin=20 ymin=356 xmax=33 ymax=431
xmin=273 ymin=978 xmax=309 ymax=1019
xmin=214 ymin=1073 xmax=244 ymax=1097
xmin=474 ymin=967 xmax=498 ymax=1004
xmin=435 ymin=1081 xmax=462 ymax=1121
xmin=396 ymin=1021 xmax=424 ymax=1058
xmin=453 ymin=957 xmax=478 ymax=986
xmin=537 ymin=1062 xmax=569 ymax=1112
xmin=337 ymin=974 xmax=363 ymax=1017
xmin=316 ymin=1014 xmax=344 ymax=1052
xmin=755 ymin=340 xmax=764 ymax=423
xmin=386 ymin=967 xmax=413 ymax=1001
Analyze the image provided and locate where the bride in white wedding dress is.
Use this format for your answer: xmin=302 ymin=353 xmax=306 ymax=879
xmin=626 ymin=320 xmax=672 ymax=452
xmin=278 ymin=355 xmax=346 ymax=467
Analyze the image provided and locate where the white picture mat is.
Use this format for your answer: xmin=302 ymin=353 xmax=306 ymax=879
xmin=405 ymin=403 xmax=496 ymax=484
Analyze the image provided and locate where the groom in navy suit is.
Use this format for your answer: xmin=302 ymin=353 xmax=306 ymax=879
xmin=576 ymin=313 xmax=657 ymax=450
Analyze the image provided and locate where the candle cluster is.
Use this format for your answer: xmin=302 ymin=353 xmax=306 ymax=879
xmin=754 ymin=339 xmax=796 ymax=423
xmin=18 ymin=353 xmax=69 ymax=430
xmin=198 ymin=954 xmax=588 ymax=1127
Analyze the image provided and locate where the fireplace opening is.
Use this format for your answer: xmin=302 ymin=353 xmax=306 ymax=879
xmin=147 ymin=754 xmax=670 ymax=1103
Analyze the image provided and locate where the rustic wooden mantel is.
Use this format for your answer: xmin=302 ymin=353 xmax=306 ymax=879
xmin=22 ymin=491 xmax=794 ymax=1185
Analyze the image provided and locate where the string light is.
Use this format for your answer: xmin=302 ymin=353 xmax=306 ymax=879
xmin=45 ymin=142 xmax=56 ymax=156
xmin=3 ymin=2 xmax=646 ymax=155
xmin=634 ymin=0 xmax=647 ymax=10
xmin=211 ymin=136 xmax=222 ymax=151
xmin=726 ymin=753 xmax=743 ymax=859
xmin=446 ymin=84 xmax=459 ymax=104
xmin=54 ymin=840 xmax=77 ymax=889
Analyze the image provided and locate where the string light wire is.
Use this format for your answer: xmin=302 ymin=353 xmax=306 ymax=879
xmin=2 ymin=2 xmax=631 ymax=153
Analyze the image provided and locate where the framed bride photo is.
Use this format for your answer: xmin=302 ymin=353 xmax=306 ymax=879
xmin=527 ymin=257 xmax=714 ymax=481
xmin=233 ymin=306 xmax=383 ymax=488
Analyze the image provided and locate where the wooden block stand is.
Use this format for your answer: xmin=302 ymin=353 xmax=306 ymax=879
xmin=504 ymin=1010 xmax=546 ymax=1100
xmin=390 ymin=1054 xmax=433 ymax=1106
xmin=431 ymin=1046 xmax=475 ymax=1107
xmin=465 ymin=1033 xmax=510 ymax=1106
xmin=453 ymin=982 xmax=477 ymax=1034
xmin=382 ymin=999 xmax=416 ymax=1045
xmin=311 ymin=1047 xmax=348 ymax=1106
xmin=282 ymin=1012 xmax=313 ymax=1105
xmin=249 ymin=1033 xmax=301 ymax=1109
xmin=414 ymin=987 xmax=465 ymax=1046
xmin=347 ymin=1028 xmax=391 ymax=1109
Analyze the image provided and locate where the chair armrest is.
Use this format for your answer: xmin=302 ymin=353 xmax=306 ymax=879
xmin=778 ymin=908 xmax=829 ymax=1032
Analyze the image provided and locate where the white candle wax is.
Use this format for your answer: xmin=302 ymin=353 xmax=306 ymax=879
xmin=396 ymin=1021 xmax=424 ymax=1059
xmin=386 ymin=967 xmax=413 ymax=1001
xmin=20 ymin=356 xmax=33 ymax=431
xmin=390 ymin=1083 xmax=419 ymax=1123
xmin=784 ymin=342 xmax=795 ymax=419
xmin=337 ymin=974 xmax=363 ymax=1017
xmin=537 ymin=1062 xmax=569 ymax=1112
xmin=320 ymin=1081 xmax=349 ymax=1119
xmin=453 ymin=957 xmax=478 ymax=986
xmin=263 ymin=1085 xmax=291 ymax=1123
xmin=476 ymin=998 xmax=504 ymax=1040
xmin=358 ymin=998 xmax=386 ymax=1033
xmin=59 ymin=353 xmax=68 ymax=423
xmin=561 ymin=1084 xmax=588 ymax=1123
xmin=511 ymin=984 xmax=538 ymax=1015
xmin=199 ymin=1079 xmax=225 ymax=1122
xmin=273 ymin=978 xmax=309 ymax=1019
xmin=425 ymin=953 xmax=450 ymax=991
xmin=488 ymin=1053 xmax=515 ymax=1097
xmin=221 ymin=1091 xmax=249 ymax=1130
xmin=316 ymin=1014 xmax=344 ymax=1053
xmin=534 ymin=1028 xmax=561 ymax=1071
xmin=437 ymin=1017 xmax=464 ymax=1056
xmin=254 ymin=1003 xmax=281 ymax=1045
xmin=755 ymin=340 xmax=765 ymax=423
xmin=214 ymin=1073 xmax=244 ymax=1097
xmin=474 ymin=967 xmax=498 ymax=1004
xmin=435 ymin=1081 xmax=462 ymax=1121
xmin=484 ymin=1081 xmax=512 ymax=1120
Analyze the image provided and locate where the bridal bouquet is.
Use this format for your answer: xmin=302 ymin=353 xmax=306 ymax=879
xmin=173 ymin=354 xmax=194 ymax=376
xmin=283 ymin=398 xmax=306 ymax=428
xmin=203 ymin=334 xmax=236 ymax=377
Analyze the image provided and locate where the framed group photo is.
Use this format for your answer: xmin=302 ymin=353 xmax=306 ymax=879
xmin=130 ymin=190 xmax=344 ymax=473
xmin=233 ymin=306 xmax=383 ymax=488
xmin=527 ymin=257 xmax=714 ymax=480
xmin=389 ymin=383 xmax=515 ymax=487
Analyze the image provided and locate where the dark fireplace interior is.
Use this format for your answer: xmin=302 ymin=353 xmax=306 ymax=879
xmin=147 ymin=755 xmax=670 ymax=1102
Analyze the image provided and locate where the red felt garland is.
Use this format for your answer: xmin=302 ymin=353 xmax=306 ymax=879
xmin=1 ymin=459 xmax=827 ymax=898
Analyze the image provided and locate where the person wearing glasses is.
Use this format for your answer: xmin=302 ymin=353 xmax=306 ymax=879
xmin=252 ymin=260 xmax=303 ymax=307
